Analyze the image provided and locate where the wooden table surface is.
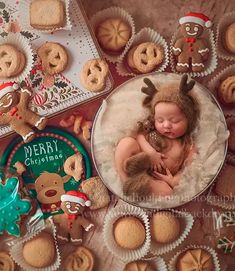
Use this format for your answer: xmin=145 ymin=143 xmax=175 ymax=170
xmin=0 ymin=0 xmax=235 ymax=270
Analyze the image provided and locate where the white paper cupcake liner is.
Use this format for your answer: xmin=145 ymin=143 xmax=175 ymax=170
xmin=170 ymin=29 xmax=217 ymax=77
xmin=10 ymin=217 xmax=61 ymax=271
xmin=168 ymin=245 xmax=221 ymax=271
xmin=116 ymin=27 xmax=169 ymax=77
xmin=102 ymin=204 xmax=151 ymax=262
xmin=116 ymin=257 xmax=168 ymax=271
xmin=90 ymin=6 xmax=135 ymax=64
xmin=19 ymin=0 xmax=72 ymax=33
xmin=207 ymin=64 xmax=235 ymax=106
xmin=148 ymin=209 xmax=194 ymax=256
xmin=216 ymin=12 xmax=235 ymax=61
xmin=0 ymin=33 xmax=34 ymax=83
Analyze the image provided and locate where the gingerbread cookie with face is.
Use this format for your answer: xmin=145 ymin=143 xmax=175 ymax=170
xmin=53 ymin=191 xmax=94 ymax=245
xmin=172 ymin=12 xmax=212 ymax=73
xmin=0 ymin=82 xmax=48 ymax=143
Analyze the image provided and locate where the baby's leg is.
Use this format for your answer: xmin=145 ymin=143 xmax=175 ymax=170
xmin=149 ymin=179 xmax=173 ymax=196
xmin=115 ymin=137 xmax=141 ymax=181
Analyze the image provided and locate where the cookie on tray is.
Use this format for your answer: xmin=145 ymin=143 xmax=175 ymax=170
xmin=37 ymin=42 xmax=68 ymax=75
xmin=80 ymin=58 xmax=108 ymax=92
xmin=0 ymin=44 xmax=26 ymax=79
xmin=30 ymin=0 xmax=65 ymax=30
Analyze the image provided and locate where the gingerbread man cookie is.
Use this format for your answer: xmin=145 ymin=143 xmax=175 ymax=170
xmin=0 ymin=82 xmax=48 ymax=143
xmin=0 ymin=177 xmax=32 ymax=237
xmin=53 ymin=191 xmax=94 ymax=245
xmin=173 ymin=12 xmax=212 ymax=72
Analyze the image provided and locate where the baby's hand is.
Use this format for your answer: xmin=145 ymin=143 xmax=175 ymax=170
xmin=152 ymin=168 xmax=174 ymax=186
xmin=150 ymin=152 xmax=166 ymax=172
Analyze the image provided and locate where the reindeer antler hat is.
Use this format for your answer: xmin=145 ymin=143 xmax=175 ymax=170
xmin=141 ymin=74 xmax=199 ymax=134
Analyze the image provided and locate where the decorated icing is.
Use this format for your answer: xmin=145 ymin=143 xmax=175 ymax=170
xmin=0 ymin=177 xmax=31 ymax=236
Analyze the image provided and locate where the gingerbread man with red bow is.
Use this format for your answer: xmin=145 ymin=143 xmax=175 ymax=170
xmin=173 ymin=12 xmax=212 ymax=73
xmin=0 ymin=82 xmax=47 ymax=143
xmin=53 ymin=191 xmax=94 ymax=246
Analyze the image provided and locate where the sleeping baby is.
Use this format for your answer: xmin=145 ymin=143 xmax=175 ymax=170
xmin=115 ymin=75 xmax=200 ymax=197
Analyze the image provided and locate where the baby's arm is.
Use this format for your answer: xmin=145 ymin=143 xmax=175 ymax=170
xmin=136 ymin=134 xmax=165 ymax=170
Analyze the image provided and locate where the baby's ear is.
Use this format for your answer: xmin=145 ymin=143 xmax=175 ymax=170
xmin=179 ymin=74 xmax=195 ymax=94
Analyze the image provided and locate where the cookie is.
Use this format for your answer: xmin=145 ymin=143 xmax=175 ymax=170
xmin=150 ymin=211 xmax=180 ymax=243
xmin=176 ymin=248 xmax=214 ymax=271
xmin=217 ymin=227 xmax=235 ymax=256
xmin=12 ymin=51 xmax=26 ymax=77
xmin=64 ymin=153 xmax=84 ymax=182
xmin=124 ymin=260 xmax=156 ymax=271
xmin=0 ymin=176 xmax=32 ymax=237
xmin=217 ymin=76 xmax=235 ymax=106
xmin=23 ymin=232 xmax=56 ymax=268
xmin=226 ymin=116 xmax=235 ymax=153
xmin=96 ymin=18 xmax=131 ymax=52
xmin=0 ymin=44 xmax=21 ymax=78
xmin=64 ymin=246 xmax=94 ymax=271
xmin=37 ymin=42 xmax=68 ymax=75
xmin=113 ymin=216 xmax=146 ymax=249
xmin=126 ymin=45 xmax=142 ymax=74
xmin=0 ymin=251 xmax=15 ymax=271
xmin=30 ymin=0 xmax=65 ymax=30
xmin=215 ymin=163 xmax=235 ymax=198
xmin=133 ymin=42 xmax=164 ymax=73
xmin=81 ymin=176 xmax=110 ymax=210
xmin=0 ymin=84 xmax=48 ymax=143
xmin=224 ymin=22 xmax=235 ymax=54
xmin=80 ymin=58 xmax=108 ymax=92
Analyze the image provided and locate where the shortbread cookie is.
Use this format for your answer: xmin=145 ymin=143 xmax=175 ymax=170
xmin=64 ymin=246 xmax=94 ymax=271
xmin=224 ymin=22 xmax=235 ymax=54
xmin=12 ymin=51 xmax=26 ymax=77
xmin=64 ymin=152 xmax=84 ymax=182
xmin=0 ymin=44 xmax=21 ymax=78
xmin=81 ymin=176 xmax=110 ymax=210
xmin=177 ymin=249 xmax=214 ymax=271
xmin=0 ymin=251 xmax=15 ymax=271
xmin=215 ymin=164 xmax=235 ymax=198
xmin=80 ymin=58 xmax=108 ymax=92
xmin=37 ymin=42 xmax=68 ymax=75
xmin=30 ymin=0 xmax=65 ymax=30
xmin=218 ymin=76 xmax=235 ymax=105
xmin=124 ymin=260 xmax=156 ymax=271
xmin=23 ymin=232 xmax=56 ymax=268
xmin=127 ymin=46 xmax=141 ymax=73
xmin=96 ymin=18 xmax=131 ymax=52
xmin=133 ymin=42 xmax=164 ymax=73
xmin=113 ymin=216 xmax=146 ymax=249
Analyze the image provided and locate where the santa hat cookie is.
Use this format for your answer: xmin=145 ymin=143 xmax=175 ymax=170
xmin=179 ymin=12 xmax=212 ymax=28
xmin=61 ymin=191 xmax=91 ymax=207
xmin=0 ymin=82 xmax=19 ymax=99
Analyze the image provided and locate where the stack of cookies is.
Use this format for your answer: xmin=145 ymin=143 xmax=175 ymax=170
xmin=0 ymin=44 xmax=26 ymax=79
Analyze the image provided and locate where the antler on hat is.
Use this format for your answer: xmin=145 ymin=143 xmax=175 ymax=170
xmin=179 ymin=74 xmax=195 ymax=95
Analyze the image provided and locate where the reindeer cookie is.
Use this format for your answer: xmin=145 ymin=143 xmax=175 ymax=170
xmin=0 ymin=82 xmax=48 ymax=143
xmin=173 ymin=12 xmax=212 ymax=73
xmin=53 ymin=191 xmax=94 ymax=245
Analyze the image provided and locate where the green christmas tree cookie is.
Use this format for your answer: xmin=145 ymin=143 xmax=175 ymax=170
xmin=0 ymin=177 xmax=31 ymax=237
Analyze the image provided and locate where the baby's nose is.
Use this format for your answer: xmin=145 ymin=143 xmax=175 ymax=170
xmin=163 ymin=120 xmax=172 ymax=128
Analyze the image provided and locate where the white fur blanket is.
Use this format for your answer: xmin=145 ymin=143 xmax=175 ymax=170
xmin=92 ymin=73 xmax=229 ymax=209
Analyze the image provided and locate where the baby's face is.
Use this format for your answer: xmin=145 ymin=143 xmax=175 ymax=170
xmin=154 ymin=102 xmax=188 ymax=139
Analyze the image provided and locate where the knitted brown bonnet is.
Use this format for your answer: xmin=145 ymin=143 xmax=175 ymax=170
xmin=141 ymin=75 xmax=199 ymax=135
